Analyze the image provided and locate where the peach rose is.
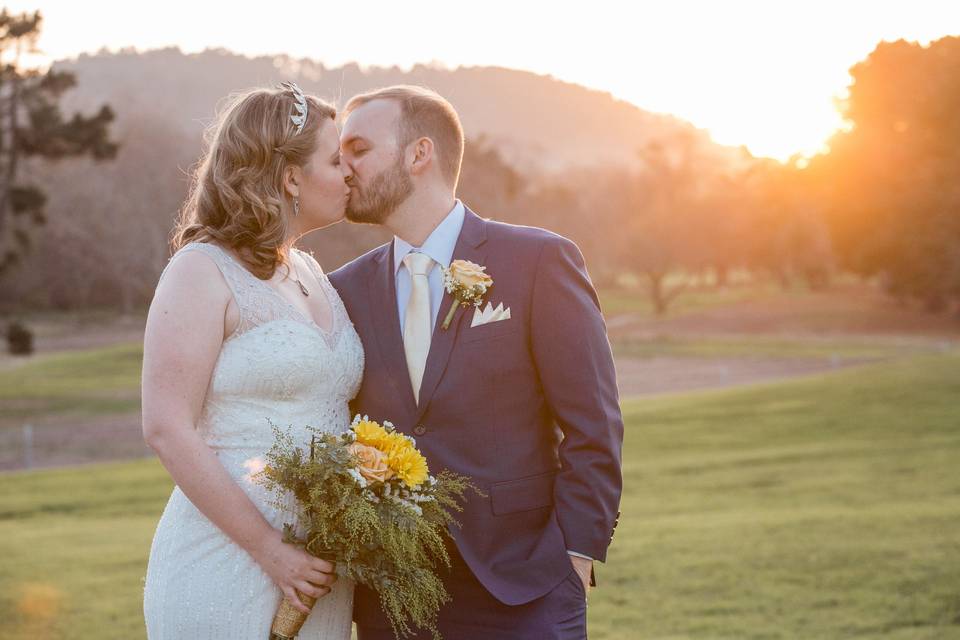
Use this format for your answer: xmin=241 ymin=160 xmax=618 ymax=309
xmin=348 ymin=442 xmax=394 ymax=483
xmin=448 ymin=260 xmax=492 ymax=289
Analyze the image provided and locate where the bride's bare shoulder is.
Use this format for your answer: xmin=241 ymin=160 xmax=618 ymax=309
xmin=154 ymin=242 xmax=232 ymax=304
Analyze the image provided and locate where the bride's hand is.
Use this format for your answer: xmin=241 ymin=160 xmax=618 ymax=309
xmin=254 ymin=529 xmax=338 ymax=613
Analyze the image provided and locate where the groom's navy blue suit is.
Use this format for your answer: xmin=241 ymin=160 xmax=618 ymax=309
xmin=329 ymin=206 xmax=623 ymax=639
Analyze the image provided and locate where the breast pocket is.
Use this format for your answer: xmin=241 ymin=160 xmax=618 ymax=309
xmin=461 ymin=318 xmax=522 ymax=343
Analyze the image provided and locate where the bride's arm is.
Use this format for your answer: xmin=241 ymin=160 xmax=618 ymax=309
xmin=141 ymin=250 xmax=334 ymax=613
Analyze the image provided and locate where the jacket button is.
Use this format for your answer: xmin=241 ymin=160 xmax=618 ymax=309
xmin=413 ymin=425 xmax=427 ymax=436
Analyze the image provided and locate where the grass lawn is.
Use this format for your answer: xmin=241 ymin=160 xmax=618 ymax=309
xmin=595 ymin=352 xmax=960 ymax=639
xmin=0 ymin=343 xmax=142 ymax=423
xmin=0 ymin=460 xmax=170 ymax=638
xmin=1 ymin=352 xmax=959 ymax=638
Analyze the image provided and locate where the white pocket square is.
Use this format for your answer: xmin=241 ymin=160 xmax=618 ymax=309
xmin=471 ymin=301 xmax=512 ymax=328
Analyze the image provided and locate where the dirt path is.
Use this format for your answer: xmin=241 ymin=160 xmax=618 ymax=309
xmin=607 ymin=283 xmax=960 ymax=340
xmin=0 ymin=353 xmax=878 ymax=472
xmin=614 ymin=354 xmax=872 ymax=398
xmin=0 ymin=313 xmax=145 ymax=371
xmin=0 ymin=413 xmax=150 ymax=471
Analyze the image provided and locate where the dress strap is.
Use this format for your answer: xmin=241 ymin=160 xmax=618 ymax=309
xmin=293 ymin=247 xmax=327 ymax=283
xmin=159 ymin=242 xmax=289 ymax=338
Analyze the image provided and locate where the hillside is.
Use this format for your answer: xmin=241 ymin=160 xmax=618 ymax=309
xmin=53 ymin=47 xmax=732 ymax=171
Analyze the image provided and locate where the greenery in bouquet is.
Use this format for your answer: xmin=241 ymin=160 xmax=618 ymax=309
xmin=257 ymin=416 xmax=478 ymax=639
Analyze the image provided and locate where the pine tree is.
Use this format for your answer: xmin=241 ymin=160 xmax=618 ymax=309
xmin=0 ymin=9 xmax=117 ymax=273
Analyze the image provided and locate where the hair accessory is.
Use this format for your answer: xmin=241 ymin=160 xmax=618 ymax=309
xmin=279 ymin=81 xmax=308 ymax=134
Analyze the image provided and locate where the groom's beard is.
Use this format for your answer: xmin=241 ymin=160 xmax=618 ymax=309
xmin=345 ymin=155 xmax=413 ymax=225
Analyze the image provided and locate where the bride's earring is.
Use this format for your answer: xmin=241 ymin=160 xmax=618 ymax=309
xmin=293 ymin=197 xmax=300 ymax=217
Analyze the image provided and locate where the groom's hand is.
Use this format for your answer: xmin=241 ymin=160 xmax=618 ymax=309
xmin=569 ymin=553 xmax=593 ymax=595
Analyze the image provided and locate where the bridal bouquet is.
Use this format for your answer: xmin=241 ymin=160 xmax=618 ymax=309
xmin=257 ymin=415 xmax=475 ymax=640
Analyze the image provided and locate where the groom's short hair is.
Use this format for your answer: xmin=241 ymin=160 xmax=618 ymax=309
xmin=344 ymin=85 xmax=465 ymax=188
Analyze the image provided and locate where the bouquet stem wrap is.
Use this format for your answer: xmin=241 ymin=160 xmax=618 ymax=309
xmin=268 ymin=591 xmax=318 ymax=640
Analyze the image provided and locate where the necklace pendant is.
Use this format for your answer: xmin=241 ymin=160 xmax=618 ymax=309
xmin=296 ymin=279 xmax=309 ymax=297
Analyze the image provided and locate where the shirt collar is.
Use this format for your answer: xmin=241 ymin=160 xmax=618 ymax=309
xmin=393 ymin=200 xmax=466 ymax=275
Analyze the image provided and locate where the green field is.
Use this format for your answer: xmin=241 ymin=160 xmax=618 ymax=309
xmin=597 ymin=282 xmax=780 ymax=317
xmin=0 ymin=343 xmax=142 ymax=423
xmin=2 ymin=352 xmax=958 ymax=638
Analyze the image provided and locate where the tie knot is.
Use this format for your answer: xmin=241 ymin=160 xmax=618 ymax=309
xmin=403 ymin=252 xmax=434 ymax=277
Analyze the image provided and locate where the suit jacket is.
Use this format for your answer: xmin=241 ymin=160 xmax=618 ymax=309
xmin=328 ymin=206 xmax=623 ymax=607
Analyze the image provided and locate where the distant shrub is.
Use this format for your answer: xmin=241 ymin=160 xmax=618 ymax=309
xmin=7 ymin=321 xmax=33 ymax=355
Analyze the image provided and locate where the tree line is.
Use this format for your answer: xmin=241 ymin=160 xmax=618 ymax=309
xmin=1 ymin=15 xmax=958 ymax=319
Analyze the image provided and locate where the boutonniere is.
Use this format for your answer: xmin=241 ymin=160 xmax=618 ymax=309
xmin=440 ymin=259 xmax=493 ymax=330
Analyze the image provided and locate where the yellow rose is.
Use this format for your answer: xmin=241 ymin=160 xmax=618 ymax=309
xmin=448 ymin=260 xmax=492 ymax=289
xmin=348 ymin=442 xmax=394 ymax=483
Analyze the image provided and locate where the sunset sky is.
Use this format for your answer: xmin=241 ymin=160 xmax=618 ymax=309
xmin=9 ymin=0 xmax=960 ymax=161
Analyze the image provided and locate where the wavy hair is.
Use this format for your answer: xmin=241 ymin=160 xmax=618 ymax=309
xmin=172 ymin=86 xmax=336 ymax=279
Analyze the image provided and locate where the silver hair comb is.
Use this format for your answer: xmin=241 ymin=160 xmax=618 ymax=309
xmin=280 ymin=81 xmax=308 ymax=134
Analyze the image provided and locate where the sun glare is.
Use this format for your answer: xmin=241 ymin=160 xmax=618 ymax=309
xmin=697 ymin=95 xmax=849 ymax=161
xmin=5 ymin=0 xmax=959 ymax=162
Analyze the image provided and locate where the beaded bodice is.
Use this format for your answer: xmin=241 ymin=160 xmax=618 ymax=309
xmin=158 ymin=242 xmax=364 ymax=474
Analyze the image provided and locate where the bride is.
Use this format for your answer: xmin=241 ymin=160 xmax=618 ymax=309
xmin=141 ymin=83 xmax=363 ymax=638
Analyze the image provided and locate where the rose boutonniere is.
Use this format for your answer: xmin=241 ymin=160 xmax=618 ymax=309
xmin=440 ymin=259 xmax=493 ymax=330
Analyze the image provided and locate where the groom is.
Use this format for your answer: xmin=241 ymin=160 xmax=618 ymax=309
xmin=329 ymin=85 xmax=623 ymax=640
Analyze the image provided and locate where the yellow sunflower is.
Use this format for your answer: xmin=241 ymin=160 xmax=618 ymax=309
xmin=381 ymin=431 xmax=415 ymax=455
xmin=353 ymin=419 xmax=391 ymax=449
xmin=387 ymin=446 xmax=429 ymax=489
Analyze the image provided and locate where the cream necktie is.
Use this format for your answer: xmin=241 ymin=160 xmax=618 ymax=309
xmin=403 ymin=252 xmax=435 ymax=404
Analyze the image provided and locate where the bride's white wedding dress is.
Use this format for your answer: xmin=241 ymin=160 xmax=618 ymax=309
xmin=143 ymin=242 xmax=364 ymax=639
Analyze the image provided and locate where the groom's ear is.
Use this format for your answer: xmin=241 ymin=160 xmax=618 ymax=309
xmin=409 ymin=136 xmax=434 ymax=177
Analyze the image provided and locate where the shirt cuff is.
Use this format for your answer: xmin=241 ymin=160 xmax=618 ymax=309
xmin=567 ymin=550 xmax=594 ymax=561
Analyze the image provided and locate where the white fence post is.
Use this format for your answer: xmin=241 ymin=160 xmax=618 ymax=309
xmin=23 ymin=423 xmax=34 ymax=469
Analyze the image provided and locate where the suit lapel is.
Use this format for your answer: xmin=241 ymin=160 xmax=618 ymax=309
xmin=367 ymin=242 xmax=418 ymax=417
xmin=414 ymin=208 xmax=488 ymax=422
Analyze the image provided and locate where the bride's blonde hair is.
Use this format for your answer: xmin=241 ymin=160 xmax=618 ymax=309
xmin=172 ymin=86 xmax=336 ymax=279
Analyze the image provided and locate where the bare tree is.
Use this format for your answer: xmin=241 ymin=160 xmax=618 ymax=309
xmin=0 ymin=9 xmax=117 ymax=274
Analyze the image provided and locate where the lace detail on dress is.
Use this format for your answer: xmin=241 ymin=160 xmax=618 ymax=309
xmin=160 ymin=242 xmax=330 ymax=343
